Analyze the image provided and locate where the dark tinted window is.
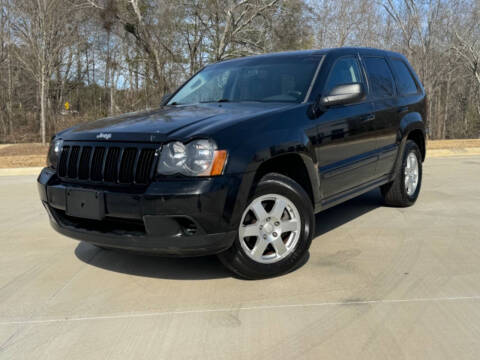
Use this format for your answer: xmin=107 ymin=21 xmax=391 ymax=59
xmin=390 ymin=59 xmax=418 ymax=95
xmin=364 ymin=57 xmax=395 ymax=98
xmin=325 ymin=57 xmax=363 ymax=92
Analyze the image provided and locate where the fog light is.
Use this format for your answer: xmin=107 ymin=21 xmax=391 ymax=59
xmin=177 ymin=217 xmax=198 ymax=236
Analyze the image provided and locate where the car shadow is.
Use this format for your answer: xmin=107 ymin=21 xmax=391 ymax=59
xmin=314 ymin=189 xmax=383 ymax=237
xmin=75 ymin=242 xmax=231 ymax=280
xmin=75 ymin=189 xmax=383 ymax=280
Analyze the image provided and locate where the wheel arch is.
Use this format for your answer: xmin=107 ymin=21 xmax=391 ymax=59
xmin=407 ymin=129 xmax=426 ymax=161
xmin=251 ymin=152 xmax=320 ymax=207
xmin=399 ymin=112 xmax=426 ymax=161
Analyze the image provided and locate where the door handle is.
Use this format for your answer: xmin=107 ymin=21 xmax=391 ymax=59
xmin=398 ymin=106 xmax=409 ymax=113
xmin=361 ymin=114 xmax=376 ymax=122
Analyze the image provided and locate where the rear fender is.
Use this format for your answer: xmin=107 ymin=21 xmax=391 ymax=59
xmin=391 ymin=112 xmax=426 ymax=179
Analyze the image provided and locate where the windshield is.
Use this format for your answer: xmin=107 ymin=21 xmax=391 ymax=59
xmin=168 ymin=55 xmax=321 ymax=105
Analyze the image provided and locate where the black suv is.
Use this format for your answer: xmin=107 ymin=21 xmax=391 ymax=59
xmin=38 ymin=47 xmax=426 ymax=279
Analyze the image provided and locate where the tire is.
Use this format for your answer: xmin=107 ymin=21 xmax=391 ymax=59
xmin=218 ymin=173 xmax=314 ymax=279
xmin=381 ymin=140 xmax=422 ymax=207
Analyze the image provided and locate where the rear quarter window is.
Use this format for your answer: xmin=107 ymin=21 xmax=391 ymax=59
xmin=390 ymin=59 xmax=418 ymax=96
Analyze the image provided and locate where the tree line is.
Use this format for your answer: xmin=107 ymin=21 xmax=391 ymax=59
xmin=0 ymin=0 xmax=479 ymax=144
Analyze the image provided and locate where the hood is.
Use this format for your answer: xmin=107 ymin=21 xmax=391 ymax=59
xmin=60 ymin=102 xmax=295 ymax=143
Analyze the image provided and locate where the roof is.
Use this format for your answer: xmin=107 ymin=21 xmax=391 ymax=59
xmin=216 ymin=47 xmax=406 ymax=65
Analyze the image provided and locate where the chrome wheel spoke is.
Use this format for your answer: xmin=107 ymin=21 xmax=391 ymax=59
xmin=251 ymin=239 xmax=269 ymax=260
xmin=271 ymin=238 xmax=288 ymax=256
xmin=281 ymin=219 xmax=298 ymax=234
xmin=239 ymin=224 xmax=258 ymax=238
xmin=270 ymin=198 xmax=287 ymax=219
xmin=251 ymin=201 xmax=268 ymax=221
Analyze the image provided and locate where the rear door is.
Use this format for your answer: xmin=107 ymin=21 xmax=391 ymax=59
xmin=361 ymin=56 xmax=399 ymax=176
xmin=316 ymin=55 xmax=377 ymax=198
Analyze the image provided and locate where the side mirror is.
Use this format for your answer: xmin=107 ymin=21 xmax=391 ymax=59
xmin=161 ymin=93 xmax=172 ymax=106
xmin=320 ymin=83 xmax=365 ymax=107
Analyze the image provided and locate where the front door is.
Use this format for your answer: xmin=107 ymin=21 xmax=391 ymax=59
xmin=315 ymin=55 xmax=378 ymax=199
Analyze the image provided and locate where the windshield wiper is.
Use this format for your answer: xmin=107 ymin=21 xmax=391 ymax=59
xmin=200 ymin=99 xmax=230 ymax=103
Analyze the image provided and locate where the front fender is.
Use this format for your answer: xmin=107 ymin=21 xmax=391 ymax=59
xmin=225 ymin=124 xmax=316 ymax=173
xmin=225 ymin=127 xmax=320 ymax=227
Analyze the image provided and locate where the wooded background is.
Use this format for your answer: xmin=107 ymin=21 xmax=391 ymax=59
xmin=0 ymin=0 xmax=479 ymax=144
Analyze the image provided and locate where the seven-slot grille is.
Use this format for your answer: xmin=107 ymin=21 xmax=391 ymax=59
xmin=58 ymin=142 xmax=158 ymax=185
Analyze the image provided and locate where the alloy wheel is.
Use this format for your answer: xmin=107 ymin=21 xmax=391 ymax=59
xmin=404 ymin=152 xmax=419 ymax=196
xmin=238 ymin=194 xmax=301 ymax=264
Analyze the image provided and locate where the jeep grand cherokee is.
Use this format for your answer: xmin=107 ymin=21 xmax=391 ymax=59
xmin=38 ymin=47 xmax=426 ymax=279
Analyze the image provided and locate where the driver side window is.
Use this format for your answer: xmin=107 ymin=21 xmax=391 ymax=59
xmin=325 ymin=57 xmax=363 ymax=93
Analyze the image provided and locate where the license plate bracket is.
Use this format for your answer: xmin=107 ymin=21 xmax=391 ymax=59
xmin=65 ymin=188 xmax=105 ymax=220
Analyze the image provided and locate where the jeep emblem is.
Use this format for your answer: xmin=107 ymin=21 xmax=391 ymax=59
xmin=96 ymin=132 xmax=112 ymax=140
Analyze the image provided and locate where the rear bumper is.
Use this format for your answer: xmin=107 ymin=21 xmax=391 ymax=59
xmin=37 ymin=168 xmax=241 ymax=256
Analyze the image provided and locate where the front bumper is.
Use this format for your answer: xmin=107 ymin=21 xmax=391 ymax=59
xmin=37 ymin=168 xmax=242 ymax=256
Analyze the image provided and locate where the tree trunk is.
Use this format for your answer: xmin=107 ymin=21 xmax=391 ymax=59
xmin=442 ymin=76 xmax=451 ymax=139
xmin=110 ymin=69 xmax=115 ymax=115
xmin=427 ymin=87 xmax=433 ymax=139
xmin=7 ymin=44 xmax=13 ymax=135
xmin=105 ymin=31 xmax=112 ymax=115
xmin=40 ymin=67 xmax=47 ymax=144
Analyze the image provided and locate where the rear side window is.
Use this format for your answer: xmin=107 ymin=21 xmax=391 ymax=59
xmin=364 ymin=57 xmax=395 ymax=98
xmin=325 ymin=57 xmax=363 ymax=92
xmin=390 ymin=59 xmax=418 ymax=95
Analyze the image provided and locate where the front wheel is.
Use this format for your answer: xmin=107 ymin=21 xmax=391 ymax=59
xmin=381 ymin=140 xmax=423 ymax=207
xmin=218 ymin=173 xmax=314 ymax=279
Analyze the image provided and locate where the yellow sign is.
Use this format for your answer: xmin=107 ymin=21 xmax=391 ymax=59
xmin=64 ymin=101 xmax=70 ymax=111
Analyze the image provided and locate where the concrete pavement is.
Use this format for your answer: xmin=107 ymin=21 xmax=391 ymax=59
xmin=1 ymin=156 xmax=480 ymax=359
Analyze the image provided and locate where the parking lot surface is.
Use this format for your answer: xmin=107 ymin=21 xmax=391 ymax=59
xmin=1 ymin=156 xmax=480 ymax=359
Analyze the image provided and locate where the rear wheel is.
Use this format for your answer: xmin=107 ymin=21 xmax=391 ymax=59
xmin=218 ymin=173 xmax=314 ymax=279
xmin=381 ymin=140 xmax=422 ymax=207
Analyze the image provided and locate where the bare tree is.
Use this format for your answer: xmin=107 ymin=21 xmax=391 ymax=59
xmin=453 ymin=32 xmax=480 ymax=87
xmin=202 ymin=0 xmax=281 ymax=61
xmin=1 ymin=0 xmax=479 ymax=143
xmin=315 ymin=0 xmax=380 ymax=48
xmin=269 ymin=0 xmax=313 ymax=51
xmin=9 ymin=0 xmax=80 ymax=143
xmin=180 ymin=0 xmax=208 ymax=75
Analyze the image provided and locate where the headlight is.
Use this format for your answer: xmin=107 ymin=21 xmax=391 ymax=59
xmin=157 ymin=139 xmax=227 ymax=176
xmin=47 ymin=139 xmax=63 ymax=168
